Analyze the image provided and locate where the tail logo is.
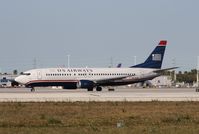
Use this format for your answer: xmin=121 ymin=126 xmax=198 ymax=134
xmin=131 ymin=40 xmax=167 ymax=69
xmin=152 ymin=54 xmax=162 ymax=61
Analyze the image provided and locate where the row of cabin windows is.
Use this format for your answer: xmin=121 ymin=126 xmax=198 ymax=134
xmin=46 ymin=73 xmax=136 ymax=77
xmin=46 ymin=74 xmax=71 ymax=76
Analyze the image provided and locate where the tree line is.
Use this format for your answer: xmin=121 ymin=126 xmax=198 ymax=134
xmin=167 ymin=69 xmax=198 ymax=84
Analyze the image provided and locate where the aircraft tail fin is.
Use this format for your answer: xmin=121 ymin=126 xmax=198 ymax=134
xmin=131 ymin=40 xmax=167 ymax=69
xmin=117 ymin=63 xmax=122 ymax=68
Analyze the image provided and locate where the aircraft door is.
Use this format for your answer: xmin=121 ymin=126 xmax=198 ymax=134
xmin=37 ymin=71 xmax=42 ymax=80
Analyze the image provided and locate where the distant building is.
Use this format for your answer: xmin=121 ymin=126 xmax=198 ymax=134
xmin=0 ymin=77 xmax=12 ymax=87
xmin=0 ymin=74 xmax=19 ymax=87
xmin=150 ymin=76 xmax=172 ymax=87
xmin=126 ymin=76 xmax=172 ymax=88
xmin=0 ymin=74 xmax=18 ymax=80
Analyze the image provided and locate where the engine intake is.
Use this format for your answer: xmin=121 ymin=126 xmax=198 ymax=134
xmin=77 ymin=80 xmax=94 ymax=89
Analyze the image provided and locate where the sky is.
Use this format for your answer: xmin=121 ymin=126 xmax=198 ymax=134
xmin=0 ymin=0 xmax=199 ymax=73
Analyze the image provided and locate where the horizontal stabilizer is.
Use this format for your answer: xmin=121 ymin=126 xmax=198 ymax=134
xmin=153 ymin=67 xmax=179 ymax=73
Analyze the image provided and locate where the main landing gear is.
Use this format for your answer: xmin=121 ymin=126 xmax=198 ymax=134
xmin=96 ymin=86 xmax=102 ymax=92
xmin=87 ymin=86 xmax=102 ymax=92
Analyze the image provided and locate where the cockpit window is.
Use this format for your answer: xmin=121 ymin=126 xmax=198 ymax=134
xmin=21 ymin=72 xmax=31 ymax=76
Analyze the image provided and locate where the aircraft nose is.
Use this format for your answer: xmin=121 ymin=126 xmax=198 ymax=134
xmin=15 ymin=76 xmax=26 ymax=85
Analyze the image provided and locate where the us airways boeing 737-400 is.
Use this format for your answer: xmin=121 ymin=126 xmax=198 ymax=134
xmin=15 ymin=40 xmax=177 ymax=92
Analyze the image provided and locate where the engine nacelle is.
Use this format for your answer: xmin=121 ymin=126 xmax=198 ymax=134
xmin=77 ymin=80 xmax=94 ymax=89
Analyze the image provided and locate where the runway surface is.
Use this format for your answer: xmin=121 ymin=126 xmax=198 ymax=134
xmin=0 ymin=87 xmax=198 ymax=102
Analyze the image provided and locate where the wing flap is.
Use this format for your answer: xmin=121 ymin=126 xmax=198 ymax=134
xmin=95 ymin=76 xmax=129 ymax=84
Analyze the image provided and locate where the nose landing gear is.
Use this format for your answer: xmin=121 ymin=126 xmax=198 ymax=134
xmin=30 ymin=87 xmax=35 ymax=92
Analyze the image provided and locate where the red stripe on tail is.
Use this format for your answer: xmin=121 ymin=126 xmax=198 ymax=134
xmin=159 ymin=40 xmax=167 ymax=46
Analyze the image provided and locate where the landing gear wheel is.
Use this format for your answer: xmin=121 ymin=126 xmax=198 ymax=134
xmin=96 ymin=86 xmax=102 ymax=92
xmin=30 ymin=88 xmax=35 ymax=92
xmin=87 ymin=87 xmax=93 ymax=91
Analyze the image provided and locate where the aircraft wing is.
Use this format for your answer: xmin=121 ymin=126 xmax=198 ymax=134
xmin=94 ymin=76 xmax=128 ymax=84
xmin=94 ymin=67 xmax=178 ymax=84
xmin=153 ymin=67 xmax=179 ymax=73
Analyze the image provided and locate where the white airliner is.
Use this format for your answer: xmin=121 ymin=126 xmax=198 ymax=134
xmin=15 ymin=40 xmax=177 ymax=92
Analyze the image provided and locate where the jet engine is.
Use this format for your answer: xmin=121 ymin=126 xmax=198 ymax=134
xmin=77 ymin=80 xmax=94 ymax=89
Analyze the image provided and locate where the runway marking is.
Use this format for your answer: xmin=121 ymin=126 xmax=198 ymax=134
xmin=0 ymin=88 xmax=198 ymax=102
xmin=89 ymin=94 xmax=100 ymax=97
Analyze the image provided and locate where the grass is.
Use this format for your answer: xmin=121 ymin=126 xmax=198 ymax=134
xmin=0 ymin=102 xmax=199 ymax=134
